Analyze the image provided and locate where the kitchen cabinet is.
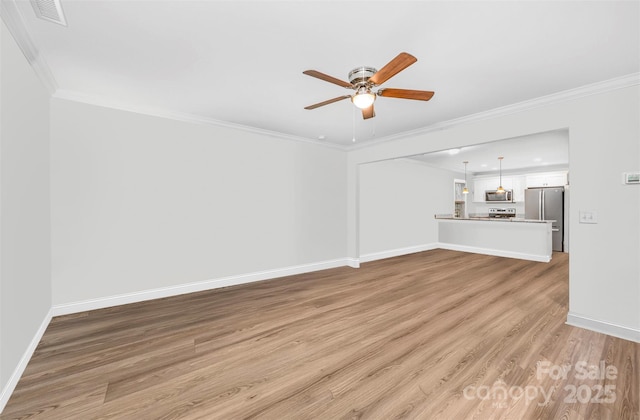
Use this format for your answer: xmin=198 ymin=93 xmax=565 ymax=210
xmin=525 ymin=172 xmax=567 ymax=188
xmin=454 ymin=179 xmax=467 ymax=218
xmin=473 ymin=177 xmax=513 ymax=202
xmin=473 ymin=178 xmax=495 ymax=202
xmin=512 ymin=176 xmax=526 ymax=203
xmin=471 ymin=171 xmax=566 ymax=203
xmin=454 ymin=181 xmax=466 ymax=202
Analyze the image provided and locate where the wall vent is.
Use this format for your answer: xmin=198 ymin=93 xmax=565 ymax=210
xmin=30 ymin=0 xmax=67 ymax=26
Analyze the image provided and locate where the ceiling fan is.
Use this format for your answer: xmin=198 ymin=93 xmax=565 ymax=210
xmin=303 ymin=52 xmax=434 ymax=120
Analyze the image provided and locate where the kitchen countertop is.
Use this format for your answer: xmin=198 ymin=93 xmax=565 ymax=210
xmin=434 ymin=215 xmax=554 ymax=223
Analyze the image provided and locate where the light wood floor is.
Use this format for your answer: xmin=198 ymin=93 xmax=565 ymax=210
xmin=2 ymin=250 xmax=639 ymax=419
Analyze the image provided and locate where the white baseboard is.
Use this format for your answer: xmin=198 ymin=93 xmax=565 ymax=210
xmin=52 ymin=258 xmax=353 ymax=316
xmin=0 ymin=308 xmax=53 ymax=414
xmin=566 ymin=312 xmax=640 ymax=343
xmin=346 ymin=258 xmax=360 ymax=268
xmin=436 ymin=242 xmax=551 ymax=263
xmin=359 ymin=243 xmax=439 ymax=263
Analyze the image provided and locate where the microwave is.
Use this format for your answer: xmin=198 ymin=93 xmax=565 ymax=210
xmin=485 ymin=190 xmax=513 ymax=202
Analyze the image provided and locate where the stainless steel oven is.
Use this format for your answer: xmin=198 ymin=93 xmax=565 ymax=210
xmin=489 ymin=208 xmax=516 ymax=218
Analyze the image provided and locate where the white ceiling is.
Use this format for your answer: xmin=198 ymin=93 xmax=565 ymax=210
xmin=10 ymin=1 xmax=640 ymax=148
xmin=408 ymin=129 xmax=569 ymax=175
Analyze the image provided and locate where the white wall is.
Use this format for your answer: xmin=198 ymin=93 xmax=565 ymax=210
xmin=567 ymin=88 xmax=639 ymax=339
xmin=50 ymin=99 xmax=347 ymax=307
xmin=359 ymin=159 xmax=456 ymax=258
xmin=348 ymin=83 xmax=640 ymax=342
xmin=0 ymin=20 xmax=51 ymax=400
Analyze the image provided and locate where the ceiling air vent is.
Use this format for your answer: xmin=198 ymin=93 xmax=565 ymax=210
xmin=30 ymin=0 xmax=67 ymax=26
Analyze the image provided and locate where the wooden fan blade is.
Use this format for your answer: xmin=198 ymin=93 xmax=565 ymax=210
xmin=361 ymin=104 xmax=375 ymax=120
xmin=303 ymin=70 xmax=353 ymax=88
xmin=304 ymin=95 xmax=351 ymax=110
xmin=369 ymin=52 xmax=417 ymax=86
xmin=378 ymin=88 xmax=434 ymax=101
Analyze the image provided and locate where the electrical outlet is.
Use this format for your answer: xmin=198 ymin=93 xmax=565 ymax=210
xmin=579 ymin=210 xmax=598 ymax=224
xmin=623 ymin=172 xmax=640 ymax=184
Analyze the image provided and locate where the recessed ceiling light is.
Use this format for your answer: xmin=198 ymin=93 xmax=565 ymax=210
xmin=481 ymin=164 xmax=488 ymax=168
xmin=492 ymin=167 xmax=498 ymax=170
xmin=448 ymin=148 xmax=461 ymax=155
xmin=318 ymin=135 xmax=325 ymax=140
xmin=534 ymin=158 xmax=542 ymax=162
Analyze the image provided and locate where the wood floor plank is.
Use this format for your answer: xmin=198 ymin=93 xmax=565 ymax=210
xmin=2 ymin=250 xmax=638 ymax=419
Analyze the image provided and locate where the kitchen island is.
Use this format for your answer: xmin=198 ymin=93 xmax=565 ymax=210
xmin=435 ymin=215 xmax=554 ymax=262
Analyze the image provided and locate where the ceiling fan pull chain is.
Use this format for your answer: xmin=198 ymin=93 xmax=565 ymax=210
xmin=352 ymin=106 xmax=356 ymax=143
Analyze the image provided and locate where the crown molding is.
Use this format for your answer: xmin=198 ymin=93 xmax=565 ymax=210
xmin=1 ymin=0 xmax=58 ymax=94
xmin=53 ymin=89 xmax=347 ymax=150
xmin=54 ymin=72 xmax=638 ymax=153
xmin=346 ymin=72 xmax=640 ymax=151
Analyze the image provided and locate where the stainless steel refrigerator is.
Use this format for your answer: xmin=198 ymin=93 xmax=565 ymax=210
xmin=525 ymin=187 xmax=564 ymax=252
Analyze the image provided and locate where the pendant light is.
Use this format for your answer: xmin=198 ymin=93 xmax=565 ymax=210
xmin=496 ymin=156 xmax=505 ymax=193
xmin=462 ymin=161 xmax=469 ymax=194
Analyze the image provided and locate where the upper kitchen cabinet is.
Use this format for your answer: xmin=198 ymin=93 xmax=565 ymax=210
xmin=454 ymin=179 xmax=467 ymax=218
xmin=473 ymin=177 xmax=494 ymax=202
xmin=473 ymin=176 xmax=513 ymax=202
xmin=525 ymin=171 xmax=568 ymax=188
xmin=473 ymin=175 xmax=526 ymax=202
xmin=454 ymin=180 xmax=467 ymax=202
xmin=512 ymin=176 xmax=526 ymax=202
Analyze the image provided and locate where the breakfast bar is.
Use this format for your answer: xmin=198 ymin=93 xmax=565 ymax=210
xmin=435 ymin=215 xmax=554 ymax=262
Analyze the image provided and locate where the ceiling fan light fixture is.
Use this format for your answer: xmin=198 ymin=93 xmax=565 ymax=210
xmin=351 ymin=88 xmax=376 ymax=109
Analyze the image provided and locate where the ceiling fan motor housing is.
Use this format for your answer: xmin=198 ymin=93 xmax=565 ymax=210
xmin=348 ymin=66 xmax=377 ymax=87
